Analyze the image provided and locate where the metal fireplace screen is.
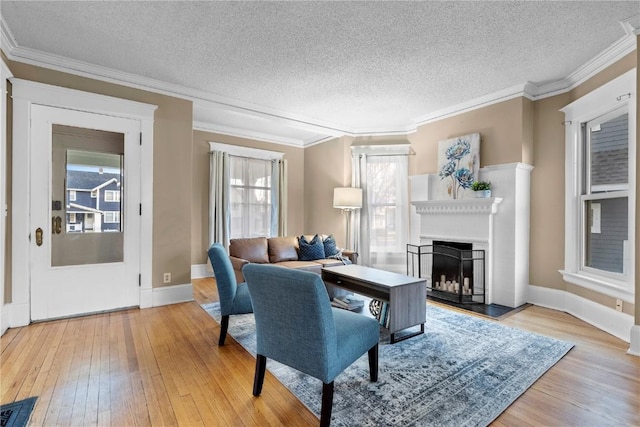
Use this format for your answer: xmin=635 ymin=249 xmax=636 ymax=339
xmin=407 ymin=243 xmax=485 ymax=304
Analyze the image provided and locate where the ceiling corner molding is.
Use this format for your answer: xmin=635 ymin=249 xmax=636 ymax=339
xmin=620 ymin=13 xmax=640 ymax=36
xmin=0 ymin=16 xmax=18 ymax=54
xmin=530 ymin=31 xmax=638 ymax=100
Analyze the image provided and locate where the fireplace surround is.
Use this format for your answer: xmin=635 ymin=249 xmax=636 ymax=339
xmin=410 ymin=163 xmax=533 ymax=308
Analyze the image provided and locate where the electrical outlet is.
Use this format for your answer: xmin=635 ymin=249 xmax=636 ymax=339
xmin=163 ymin=272 xmax=171 ymax=283
xmin=615 ymin=299 xmax=623 ymax=312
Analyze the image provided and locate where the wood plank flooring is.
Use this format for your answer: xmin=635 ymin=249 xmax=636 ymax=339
xmin=1 ymin=277 xmax=639 ymax=426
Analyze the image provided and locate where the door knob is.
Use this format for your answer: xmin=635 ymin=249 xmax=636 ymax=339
xmin=35 ymin=227 xmax=43 ymax=246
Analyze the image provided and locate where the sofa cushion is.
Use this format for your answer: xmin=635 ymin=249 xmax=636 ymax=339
xmin=268 ymin=236 xmax=299 ymax=263
xmin=230 ymin=237 xmax=269 ymax=263
xmin=298 ymin=234 xmax=325 ymax=261
xmin=322 ymin=234 xmax=340 ymax=257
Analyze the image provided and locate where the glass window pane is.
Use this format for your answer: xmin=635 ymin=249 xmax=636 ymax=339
xmin=589 ymin=113 xmax=628 ymax=190
xmin=229 ymin=156 xmax=273 ymax=239
xmin=584 ymin=197 xmax=628 ymax=273
xmin=66 ymin=150 xmax=123 ymax=233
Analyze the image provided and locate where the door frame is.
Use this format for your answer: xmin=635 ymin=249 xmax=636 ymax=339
xmin=9 ymin=78 xmax=157 ymax=327
xmin=1 ymin=59 xmax=13 ymax=334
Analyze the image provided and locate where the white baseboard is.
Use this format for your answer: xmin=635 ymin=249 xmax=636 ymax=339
xmin=191 ymin=263 xmax=213 ymax=279
xmin=629 ymin=325 xmax=640 ymax=356
xmin=1 ymin=304 xmax=10 ymax=336
xmin=150 ymin=283 xmax=194 ymax=307
xmin=527 ymin=284 xmax=634 ymax=344
xmin=1 ymin=284 xmax=194 ymax=335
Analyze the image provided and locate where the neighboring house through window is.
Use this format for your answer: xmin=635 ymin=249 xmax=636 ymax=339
xmin=105 ymin=190 xmax=120 ymax=202
xmin=104 ymin=211 xmax=120 ymax=223
xmin=69 ymin=190 xmax=76 ymax=201
xmin=560 ymin=69 xmax=635 ymax=302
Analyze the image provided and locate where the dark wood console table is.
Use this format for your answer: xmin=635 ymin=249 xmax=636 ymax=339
xmin=322 ymin=265 xmax=426 ymax=343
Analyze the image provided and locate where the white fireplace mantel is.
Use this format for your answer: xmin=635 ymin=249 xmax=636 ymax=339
xmin=410 ymin=163 xmax=533 ymax=308
xmin=413 ymin=197 xmax=503 ymax=216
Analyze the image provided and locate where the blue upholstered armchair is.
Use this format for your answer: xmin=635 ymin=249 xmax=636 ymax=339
xmin=242 ymin=264 xmax=379 ymax=427
xmin=207 ymin=243 xmax=253 ymax=345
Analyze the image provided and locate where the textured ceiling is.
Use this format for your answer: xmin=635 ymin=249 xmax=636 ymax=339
xmin=1 ymin=1 xmax=639 ymax=144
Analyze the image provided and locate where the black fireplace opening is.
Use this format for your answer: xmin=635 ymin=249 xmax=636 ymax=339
xmin=432 ymin=241 xmax=473 ymax=293
xmin=406 ymin=241 xmax=485 ymax=305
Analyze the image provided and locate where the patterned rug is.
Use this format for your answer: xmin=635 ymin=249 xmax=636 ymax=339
xmin=0 ymin=397 xmax=37 ymax=427
xmin=202 ymin=302 xmax=573 ymax=427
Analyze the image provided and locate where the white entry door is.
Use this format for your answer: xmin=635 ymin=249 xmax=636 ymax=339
xmin=30 ymin=105 xmax=141 ymax=320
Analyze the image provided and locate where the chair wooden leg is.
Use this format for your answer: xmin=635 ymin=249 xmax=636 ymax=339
xmin=219 ymin=315 xmax=229 ymax=346
xmin=320 ymin=381 xmax=334 ymax=427
xmin=368 ymin=343 xmax=378 ymax=382
xmin=253 ymin=354 xmax=267 ymax=396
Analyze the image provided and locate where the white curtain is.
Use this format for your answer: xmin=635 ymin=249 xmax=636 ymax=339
xmin=352 ymin=153 xmax=370 ymax=265
xmin=277 ymin=159 xmax=288 ymax=236
xmin=209 ymin=150 xmax=230 ymax=249
xmin=270 ymin=158 xmax=288 ymax=237
xmin=352 ymin=145 xmax=411 ymax=272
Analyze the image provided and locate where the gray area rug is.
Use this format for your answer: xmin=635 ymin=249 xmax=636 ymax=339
xmin=202 ymin=302 xmax=573 ymax=427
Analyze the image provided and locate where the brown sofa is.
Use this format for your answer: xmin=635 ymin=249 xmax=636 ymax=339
xmin=228 ymin=235 xmax=357 ymax=283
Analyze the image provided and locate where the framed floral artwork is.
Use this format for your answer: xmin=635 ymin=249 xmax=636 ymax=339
xmin=437 ymin=133 xmax=480 ymax=199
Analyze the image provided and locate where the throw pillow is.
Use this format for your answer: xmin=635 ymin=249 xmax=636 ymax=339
xmin=322 ymin=234 xmax=340 ymax=257
xmin=298 ymin=234 xmax=325 ymax=261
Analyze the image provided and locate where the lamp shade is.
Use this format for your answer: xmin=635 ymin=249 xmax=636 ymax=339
xmin=333 ymin=187 xmax=362 ymax=209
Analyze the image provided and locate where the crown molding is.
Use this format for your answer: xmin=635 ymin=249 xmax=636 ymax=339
xmin=0 ymin=16 xmax=17 ymax=54
xmin=527 ymin=33 xmax=638 ymax=100
xmin=414 ymin=82 xmax=530 ymax=126
xmin=194 ymin=120 xmax=309 ymax=148
xmin=1 ymin=15 xmax=637 ymax=145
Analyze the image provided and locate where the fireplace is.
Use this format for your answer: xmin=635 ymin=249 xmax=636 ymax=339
xmin=407 ymin=241 xmax=485 ymax=304
xmin=409 ymin=163 xmax=533 ymax=308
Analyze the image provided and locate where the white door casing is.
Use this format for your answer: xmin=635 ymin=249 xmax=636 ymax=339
xmin=10 ymin=79 xmax=156 ymax=325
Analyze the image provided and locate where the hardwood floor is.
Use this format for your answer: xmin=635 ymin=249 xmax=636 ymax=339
xmin=2 ymin=277 xmax=639 ymax=426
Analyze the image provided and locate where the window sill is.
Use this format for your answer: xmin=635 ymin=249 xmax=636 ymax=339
xmin=560 ymin=270 xmax=634 ymax=303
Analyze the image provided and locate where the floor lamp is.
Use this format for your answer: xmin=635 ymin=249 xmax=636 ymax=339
xmin=333 ymin=187 xmax=362 ymax=250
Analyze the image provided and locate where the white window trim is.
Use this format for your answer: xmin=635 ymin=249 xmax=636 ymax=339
xmin=559 ymin=68 xmax=636 ymax=303
xmin=209 ymin=141 xmax=283 ymax=160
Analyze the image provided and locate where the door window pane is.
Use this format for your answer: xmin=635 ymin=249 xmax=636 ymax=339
xmin=52 ymin=125 xmax=125 ymax=266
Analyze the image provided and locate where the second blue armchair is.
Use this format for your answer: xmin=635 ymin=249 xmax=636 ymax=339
xmin=207 ymin=243 xmax=253 ymax=345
